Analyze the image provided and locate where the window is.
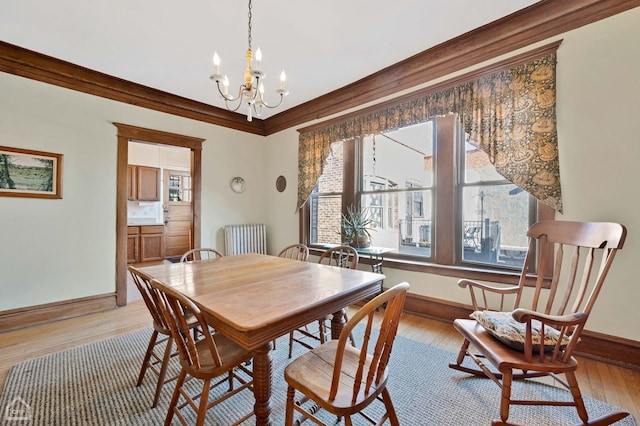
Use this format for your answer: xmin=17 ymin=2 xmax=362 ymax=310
xmin=309 ymin=141 xmax=344 ymax=246
xmin=362 ymin=123 xmax=434 ymax=258
xmin=307 ymin=115 xmax=539 ymax=271
xmin=460 ymin=139 xmax=531 ymax=268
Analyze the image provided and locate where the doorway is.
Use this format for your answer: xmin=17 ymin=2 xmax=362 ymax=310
xmin=114 ymin=123 xmax=204 ymax=306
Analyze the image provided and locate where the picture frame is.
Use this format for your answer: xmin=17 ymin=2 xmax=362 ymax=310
xmin=0 ymin=146 xmax=63 ymax=199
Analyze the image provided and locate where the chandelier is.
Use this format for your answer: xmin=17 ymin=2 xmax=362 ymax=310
xmin=209 ymin=0 xmax=289 ymax=121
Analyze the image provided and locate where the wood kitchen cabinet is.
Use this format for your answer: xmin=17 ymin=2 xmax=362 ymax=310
xmin=127 ymin=226 xmax=139 ymax=264
xmin=127 ymin=225 xmax=164 ymax=263
xmin=127 ymin=165 xmax=161 ymax=201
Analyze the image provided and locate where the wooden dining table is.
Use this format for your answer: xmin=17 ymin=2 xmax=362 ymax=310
xmin=139 ymin=252 xmax=385 ymax=425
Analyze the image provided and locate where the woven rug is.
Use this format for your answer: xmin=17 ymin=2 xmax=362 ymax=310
xmin=0 ymin=328 xmax=634 ymax=425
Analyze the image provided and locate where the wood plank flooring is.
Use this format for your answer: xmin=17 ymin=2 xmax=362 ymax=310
xmin=1 ymin=301 xmax=638 ymax=422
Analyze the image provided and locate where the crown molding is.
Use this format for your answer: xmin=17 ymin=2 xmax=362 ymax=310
xmin=265 ymin=0 xmax=640 ymax=134
xmin=1 ymin=0 xmax=638 ymax=136
xmin=0 ymin=41 xmax=266 ymax=135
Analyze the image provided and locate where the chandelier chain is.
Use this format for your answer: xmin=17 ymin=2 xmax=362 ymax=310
xmin=247 ymin=0 xmax=253 ymax=51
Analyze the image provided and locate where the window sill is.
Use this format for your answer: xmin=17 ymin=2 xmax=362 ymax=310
xmin=309 ymin=246 xmax=532 ymax=286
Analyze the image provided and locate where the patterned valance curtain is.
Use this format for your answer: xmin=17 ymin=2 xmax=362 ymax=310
xmin=297 ymin=52 xmax=562 ymax=212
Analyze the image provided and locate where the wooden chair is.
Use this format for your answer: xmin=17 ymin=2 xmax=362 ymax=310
xmin=273 ymin=243 xmax=309 ymax=351
xmin=449 ymin=221 xmax=630 ymax=426
xmin=149 ymin=278 xmax=254 ymax=426
xmin=180 ymin=248 xmax=224 ymax=263
xmin=278 ymin=243 xmax=310 ymax=261
xmin=128 ymin=265 xmax=200 ymax=408
xmin=288 ymin=245 xmax=359 ymax=358
xmin=284 ymin=282 xmax=409 ymax=426
xmin=318 ymin=245 xmax=359 ymax=269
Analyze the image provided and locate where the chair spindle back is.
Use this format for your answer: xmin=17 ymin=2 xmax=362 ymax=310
xmin=319 ymin=245 xmax=359 ymax=269
xmin=329 ymin=282 xmax=409 ymax=403
xmin=149 ymin=279 xmax=223 ymax=370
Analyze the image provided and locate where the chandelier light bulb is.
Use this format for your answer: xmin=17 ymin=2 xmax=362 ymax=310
xmin=223 ymin=75 xmax=229 ymax=97
xmin=280 ymin=70 xmax=286 ymax=89
xmin=255 ymin=48 xmax=262 ymax=70
xmin=259 ymin=82 xmax=265 ymax=94
xmin=213 ymin=52 xmax=220 ymax=74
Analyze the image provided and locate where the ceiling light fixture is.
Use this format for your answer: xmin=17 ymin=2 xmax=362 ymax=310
xmin=209 ymin=0 xmax=288 ymax=122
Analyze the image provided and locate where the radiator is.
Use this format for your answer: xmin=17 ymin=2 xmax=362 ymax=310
xmin=224 ymin=224 xmax=267 ymax=256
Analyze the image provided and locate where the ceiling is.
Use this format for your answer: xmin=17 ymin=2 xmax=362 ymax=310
xmin=0 ymin=0 xmax=539 ymax=119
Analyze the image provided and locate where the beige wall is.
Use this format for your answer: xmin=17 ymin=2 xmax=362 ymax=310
xmin=0 ymin=72 xmax=267 ymax=311
xmin=264 ymin=8 xmax=640 ymax=341
xmin=0 ymin=8 xmax=638 ymax=341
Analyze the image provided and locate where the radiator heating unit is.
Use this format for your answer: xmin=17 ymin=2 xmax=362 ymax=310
xmin=224 ymin=224 xmax=267 ymax=256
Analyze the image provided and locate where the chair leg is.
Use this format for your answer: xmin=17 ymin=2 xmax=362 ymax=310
xmin=565 ymin=371 xmax=589 ymax=424
xmin=152 ymin=335 xmax=174 ymax=408
xmin=499 ymin=369 xmax=513 ymax=423
xmin=455 ymin=339 xmax=470 ymax=365
xmin=288 ymin=331 xmax=295 ymax=358
xmin=341 ymin=312 xmax=356 ymax=347
xmin=137 ymin=330 xmax=159 ymax=386
xmin=227 ymin=369 xmax=234 ymax=392
xmin=196 ymin=378 xmax=212 ymax=426
xmin=348 ymin=331 xmax=356 ymax=347
xmin=165 ymin=369 xmax=187 ymax=426
xmin=318 ymin=320 xmax=327 ymax=344
xmin=285 ymin=385 xmax=295 ymax=426
xmin=381 ymin=387 xmax=400 ymax=426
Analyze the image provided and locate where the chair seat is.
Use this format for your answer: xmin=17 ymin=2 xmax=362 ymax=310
xmin=285 ymin=340 xmax=388 ymax=413
xmin=453 ymin=318 xmax=578 ymax=374
xmin=187 ymin=333 xmax=253 ymax=379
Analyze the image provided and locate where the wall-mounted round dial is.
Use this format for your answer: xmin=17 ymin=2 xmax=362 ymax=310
xmin=230 ymin=176 xmax=246 ymax=193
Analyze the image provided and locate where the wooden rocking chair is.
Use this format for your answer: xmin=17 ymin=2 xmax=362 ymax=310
xmin=449 ymin=220 xmax=630 ymax=425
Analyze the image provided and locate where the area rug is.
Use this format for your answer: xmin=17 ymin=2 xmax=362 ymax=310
xmin=0 ymin=328 xmax=634 ymax=425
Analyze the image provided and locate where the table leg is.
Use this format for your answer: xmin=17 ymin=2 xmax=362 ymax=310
xmin=370 ymin=253 xmax=383 ymax=274
xmin=371 ymin=254 xmax=385 ymax=305
xmin=252 ymin=342 xmax=273 ymax=426
xmin=330 ymin=309 xmax=347 ymax=340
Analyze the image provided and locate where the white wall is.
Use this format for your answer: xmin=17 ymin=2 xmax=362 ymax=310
xmin=264 ymin=8 xmax=640 ymax=341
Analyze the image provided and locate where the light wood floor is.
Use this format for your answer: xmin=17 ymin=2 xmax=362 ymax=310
xmin=1 ymin=301 xmax=638 ymax=422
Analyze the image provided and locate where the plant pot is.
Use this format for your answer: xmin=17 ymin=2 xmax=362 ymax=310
xmin=350 ymin=236 xmax=370 ymax=249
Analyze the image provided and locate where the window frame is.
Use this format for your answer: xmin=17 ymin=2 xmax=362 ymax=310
xmin=301 ymin=118 xmax=554 ymax=285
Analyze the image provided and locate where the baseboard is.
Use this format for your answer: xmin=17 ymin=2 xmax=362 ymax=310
xmin=0 ymin=293 xmax=117 ymax=332
xmin=403 ymin=292 xmax=640 ymax=370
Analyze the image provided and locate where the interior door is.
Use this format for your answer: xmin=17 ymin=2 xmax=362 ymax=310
xmin=163 ymin=169 xmax=193 ymax=259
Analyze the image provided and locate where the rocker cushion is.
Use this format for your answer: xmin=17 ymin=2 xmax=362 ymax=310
xmin=471 ymin=310 xmax=570 ymax=352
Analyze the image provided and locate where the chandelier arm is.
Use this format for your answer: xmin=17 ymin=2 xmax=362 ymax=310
xmin=255 ymin=93 xmax=286 ymax=109
xmin=224 ymin=98 xmax=245 ymax=113
xmin=212 ymin=81 xmax=246 ymax=112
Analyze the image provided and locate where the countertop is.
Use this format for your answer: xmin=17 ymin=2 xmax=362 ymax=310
xmin=127 ymin=219 xmax=164 ymax=226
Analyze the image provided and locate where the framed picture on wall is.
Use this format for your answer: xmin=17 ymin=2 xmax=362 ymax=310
xmin=0 ymin=146 xmax=63 ymax=199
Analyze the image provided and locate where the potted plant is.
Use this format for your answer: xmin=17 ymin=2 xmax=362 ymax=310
xmin=340 ymin=205 xmax=374 ymax=248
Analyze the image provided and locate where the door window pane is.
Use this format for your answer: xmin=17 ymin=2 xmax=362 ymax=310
xmin=168 ymin=174 xmax=191 ymax=202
